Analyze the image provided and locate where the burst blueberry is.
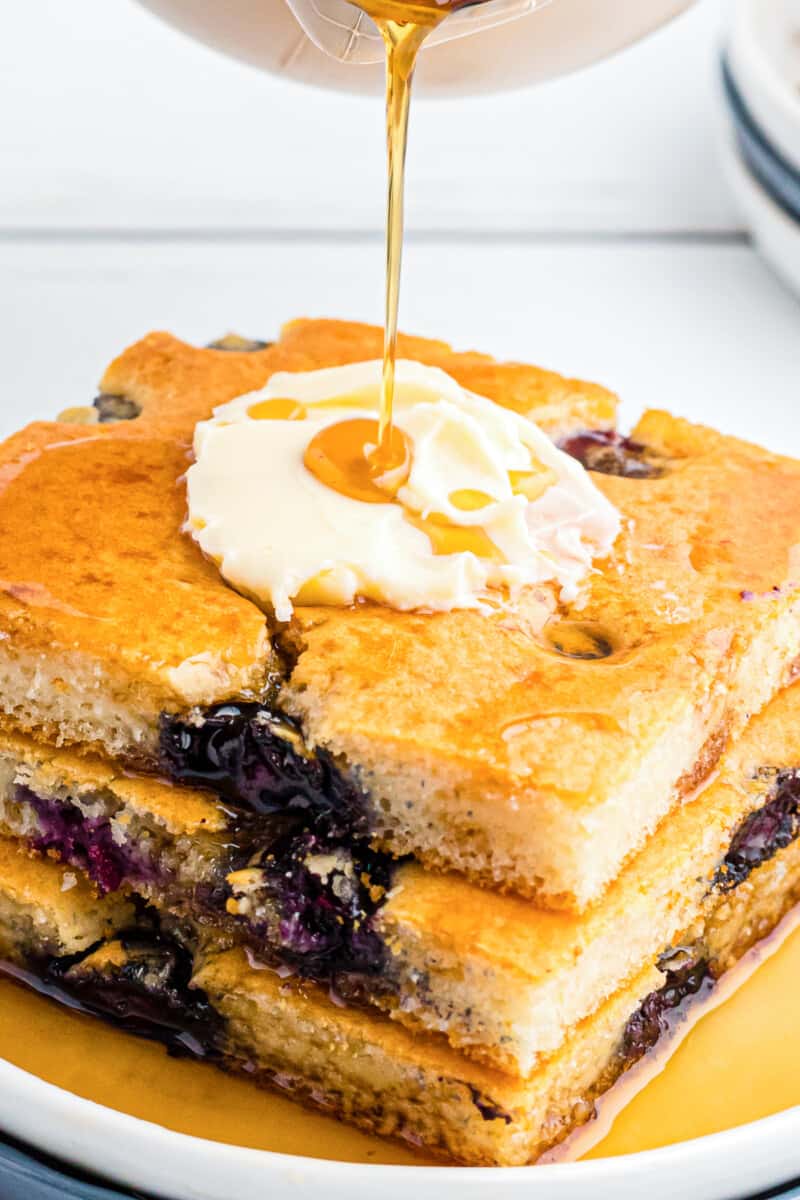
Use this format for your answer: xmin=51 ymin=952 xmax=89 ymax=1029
xmin=560 ymin=429 xmax=661 ymax=478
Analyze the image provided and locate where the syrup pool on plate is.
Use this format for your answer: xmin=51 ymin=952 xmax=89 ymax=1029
xmin=3 ymin=916 xmax=800 ymax=1166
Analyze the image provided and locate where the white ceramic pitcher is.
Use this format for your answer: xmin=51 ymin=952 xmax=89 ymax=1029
xmin=134 ymin=0 xmax=696 ymax=96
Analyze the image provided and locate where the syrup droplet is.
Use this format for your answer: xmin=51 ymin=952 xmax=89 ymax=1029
xmin=311 ymin=390 xmax=380 ymax=412
xmin=57 ymin=405 xmax=100 ymax=426
xmin=247 ymin=398 xmax=307 ymax=421
xmin=303 ymin=417 xmax=412 ymax=504
xmin=406 ymin=513 xmax=502 ymax=560
xmin=293 ymin=569 xmax=344 ymax=607
xmin=449 ymin=489 xmax=494 ymax=511
xmin=544 ymin=621 xmax=614 ymax=660
xmin=509 ymin=466 xmax=558 ymax=501
xmin=309 ymin=383 xmax=449 ymax=417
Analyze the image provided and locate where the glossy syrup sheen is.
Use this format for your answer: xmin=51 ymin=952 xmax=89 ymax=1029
xmin=2 ymin=924 xmax=800 ymax=1166
xmin=366 ymin=0 xmax=494 ymax=464
xmin=303 ymin=418 xmax=412 ymax=503
xmin=0 ymin=976 xmax=435 ymax=1166
xmin=587 ymin=919 xmax=800 ymax=1159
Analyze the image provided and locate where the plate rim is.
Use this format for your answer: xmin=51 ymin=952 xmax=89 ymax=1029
xmin=2 ymin=1048 xmax=800 ymax=1193
xmin=729 ymin=0 xmax=800 ymax=174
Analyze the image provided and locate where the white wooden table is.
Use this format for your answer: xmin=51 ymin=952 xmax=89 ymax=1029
xmin=1 ymin=0 xmax=798 ymax=450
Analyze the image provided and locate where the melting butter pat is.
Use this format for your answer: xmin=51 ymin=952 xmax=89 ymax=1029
xmin=187 ymin=360 xmax=620 ymax=620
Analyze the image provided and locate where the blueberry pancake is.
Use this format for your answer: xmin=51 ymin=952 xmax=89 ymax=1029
xmin=0 ymin=325 xmax=799 ymax=909
xmin=1 ymin=677 xmax=800 ymax=1075
xmin=2 ymin=321 xmax=800 ymax=1166
xmin=0 ymin=837 xmax=132 ymax=963
xmin=1 ymin=823 xmax=799 ymax=1167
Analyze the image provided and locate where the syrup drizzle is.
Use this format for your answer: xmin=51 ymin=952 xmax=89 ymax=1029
xmin=303 ymin=417 xmax=412 ymax=503
xmin=265 ymin=0 xmax=464 ymax=506
xmin=248 ymin=371 xmax=554 ymax=562
xmin=247 ymin=398 xmax=307 ymax=421
xmin=373 ymin=12 xmax=438 ymax=464
xmin=245 ymin=0 xmax=561 ymax=566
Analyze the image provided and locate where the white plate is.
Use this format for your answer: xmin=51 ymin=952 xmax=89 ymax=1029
xmin=1 ymin=1039 xmax=800 ymax=1199
xmin=721 ymin=130 xmax=800 ymax=300
xmin=728 ymin=0 xmax=800 ymax=174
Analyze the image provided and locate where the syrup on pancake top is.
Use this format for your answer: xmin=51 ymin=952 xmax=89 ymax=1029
xmin=185 ymin=0 xmax=624 ymax=622
xmin=186 ymin=359 xmax=620 ymax=620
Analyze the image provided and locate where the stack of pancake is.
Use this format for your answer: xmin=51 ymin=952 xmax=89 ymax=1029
xmin=1 ymin=319 xmax=800 ymax=1165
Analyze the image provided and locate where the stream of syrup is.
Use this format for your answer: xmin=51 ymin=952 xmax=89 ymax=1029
xmin=298 ymin=0 xmax=473 ymax=501
xmin=370 ymin=0 xmax=447 ymax=462
xmin=278 ymin=0 xmax=553 ymax=549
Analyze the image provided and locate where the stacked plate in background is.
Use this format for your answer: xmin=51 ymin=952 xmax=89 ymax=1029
xmin=722 ymin=0 xmax=800 ymax=298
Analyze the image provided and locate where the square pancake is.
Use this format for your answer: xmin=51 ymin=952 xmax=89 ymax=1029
xmin=375 ymin=677 xmax=800 ymax=1071
xmin=198 ymin=798 xmax=799 ymax=1172
xmin=1 ymin=675 xmax=799 ymax=1074
xmin=280 ymin=406 xmax=800 ymax=906
xmin=3 ymin=832 xmax=800 ymax=1167
xmin=0 ymin=319 xmax=615 ymax=763
xmin=1 ymin=323 xmax=800 ymax=908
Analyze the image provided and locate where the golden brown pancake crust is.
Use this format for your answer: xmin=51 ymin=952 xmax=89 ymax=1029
xmin=2 ymin=322 xmax=800 ymax=908
xmin=0 ymin=425 xmax=268 ymax=701
xmin=0 ymin=320 xmax=616 ymax=732
xmin=288 ymin=408 xmax=800 ymax=806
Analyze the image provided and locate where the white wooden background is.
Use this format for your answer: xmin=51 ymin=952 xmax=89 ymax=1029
xmin=1 ymin=0 xmax=799 ymax=448
xmin=2 ymin=0 xmax=738 ymax=233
